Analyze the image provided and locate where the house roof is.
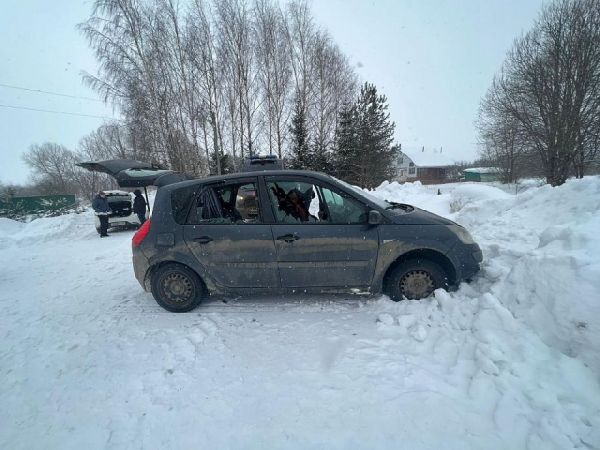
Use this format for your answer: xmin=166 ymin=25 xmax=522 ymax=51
xmin=401 ymin=148 xmax=455 ymax=167
xmin=463 ymin=167 xmax=502 ymax=174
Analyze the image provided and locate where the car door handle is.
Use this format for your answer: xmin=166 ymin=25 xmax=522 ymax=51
xmin=276 ymin=233 xmax=299 ymax=243
xmin=193 ymin=236 xmax=213 ymax=244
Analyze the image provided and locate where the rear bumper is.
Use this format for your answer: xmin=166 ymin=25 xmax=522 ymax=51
xmin=95 ymin=214 xmax=142 ymax=227
xmin=132 ymin=247 xmax=151 ymax=291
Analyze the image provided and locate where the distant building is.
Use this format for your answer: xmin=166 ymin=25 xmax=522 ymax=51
xmin=463 ymin=167 xmax=502 ymax=182
xmin=396 ymin=147 xmax=455 ymax=184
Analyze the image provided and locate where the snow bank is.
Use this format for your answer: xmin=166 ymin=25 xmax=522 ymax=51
xmin=0 ymin=217 xmax=25 ymax=234
xmin=371 ymin=177 xmax=600 ymax=373
xmin=0 ymin=190 xmax=156 ymax=249
xmin=370 ymin=180 xmax=511 ymax=216
xmin=0 ymin=211 xmax=97 ymax=249
xmin=463 ymin=178 xmax=600 ymax=372
xmin=0 ymin=218 xmax=25 ymax=248
xmin=369 ymin=291 xmax=600 ymax=448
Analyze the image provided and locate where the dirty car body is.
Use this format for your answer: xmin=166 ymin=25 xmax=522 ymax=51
xmin=131 ymin=170 xmax=482 ymax=312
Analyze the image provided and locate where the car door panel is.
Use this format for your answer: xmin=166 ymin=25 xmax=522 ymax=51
xmin=184 ymin=224 xmax=279 ymax=288
xmin=272 ymin=224 xmax=379 ymax=288
xmin=265 ymin=176 xmax=379 ymax=289
xmin=182 ymin=178 xmax=279 ymax=289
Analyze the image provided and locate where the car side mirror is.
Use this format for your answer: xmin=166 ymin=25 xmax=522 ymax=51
xmin=368 ymin=210 xmax=382 ymax=225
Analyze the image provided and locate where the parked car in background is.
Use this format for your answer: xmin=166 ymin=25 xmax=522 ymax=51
xmin=95 ymin=190 xmax=146 ymax=233
xmin=131 ymin=170 xmax=482 ymax=312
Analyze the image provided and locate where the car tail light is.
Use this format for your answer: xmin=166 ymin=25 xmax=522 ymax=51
xmin=133 ymin=219 xmax=151 ymax=247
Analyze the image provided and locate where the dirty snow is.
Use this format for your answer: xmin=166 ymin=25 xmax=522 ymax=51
xmin=1 ymin=177 xmax=599 ymax=449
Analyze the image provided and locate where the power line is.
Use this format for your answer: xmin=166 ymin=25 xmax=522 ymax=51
xmin=0 ymin=82 xmax=103 ymax=102
xmin=0 ymin=103 xmax=116 ymax=120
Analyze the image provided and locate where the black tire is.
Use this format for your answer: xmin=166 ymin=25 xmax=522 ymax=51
xmin=151 ymin=263 xmax=206 ymax=312
xmin=386 ymin=259 xmax=448 ymax=301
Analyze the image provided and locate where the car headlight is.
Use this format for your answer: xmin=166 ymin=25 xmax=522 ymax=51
xmin=448 ymin=225 xmax=475 ymax=244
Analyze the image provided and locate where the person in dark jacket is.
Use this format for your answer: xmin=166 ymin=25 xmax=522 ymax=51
xmin=92 ymin=191 xmax=112 ymax=237
xmin=133 ymin=189 xmax=147 ymax=225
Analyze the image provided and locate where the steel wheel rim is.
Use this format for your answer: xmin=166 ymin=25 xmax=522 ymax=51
xmin=161 ymin=273 xmax=194 ymax=304
xmin=400 ymin=270 xmax=435 ymax=299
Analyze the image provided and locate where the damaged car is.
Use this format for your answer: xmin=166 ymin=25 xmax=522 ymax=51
xmin=129 ymin=169 xmax=482 ymax=312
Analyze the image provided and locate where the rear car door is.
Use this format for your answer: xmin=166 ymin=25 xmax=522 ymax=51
xmin=182 ymin=178 xmax=279 ymax=289
xmin=265 ymin=175 xmax=379 ymax=289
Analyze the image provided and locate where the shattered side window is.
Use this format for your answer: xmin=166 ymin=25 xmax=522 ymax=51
xmin=171 ymin=185 xmax=198 ymax=225
xmin=186 ymin=182 xmax=261 ymax=225
xmin=267 ymin=180 xmax=327 ymax=223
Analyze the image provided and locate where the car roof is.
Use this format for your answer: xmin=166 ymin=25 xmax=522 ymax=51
xmin=160 ymin=170 xmax=335 ymax=192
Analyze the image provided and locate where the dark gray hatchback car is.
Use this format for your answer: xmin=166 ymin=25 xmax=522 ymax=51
xmin=132 ymin=170 xmax=482 ymax=312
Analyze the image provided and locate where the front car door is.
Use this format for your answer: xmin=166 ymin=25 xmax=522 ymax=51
xmin=182 ymin=177 xmax=279 ymax=289
xmin=265 ymin=175 xmax=379 ymax=289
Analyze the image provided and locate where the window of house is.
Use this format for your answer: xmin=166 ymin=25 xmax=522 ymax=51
xmin=408 ymin=163 xmax=416 ymax=175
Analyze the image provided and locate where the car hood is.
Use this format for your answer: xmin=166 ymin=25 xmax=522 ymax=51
xmin=385 ymin=206 xmax=456 ymax=226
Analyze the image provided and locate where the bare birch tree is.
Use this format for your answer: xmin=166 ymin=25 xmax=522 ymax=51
xmin=81 ymin=0 xmax=360 ymax=173
xmin=478 ymin=0 xmax=600 ymax=185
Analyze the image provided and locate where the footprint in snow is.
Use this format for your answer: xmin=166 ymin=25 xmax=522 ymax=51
xmin=376 ymin=313 xmax=395 ymax=326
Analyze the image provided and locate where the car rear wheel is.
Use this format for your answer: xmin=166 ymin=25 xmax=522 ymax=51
xmin=151 ymin=263 xmax=206 ymax=312
xmin=386 ymin=259 xmax=448 ymax=301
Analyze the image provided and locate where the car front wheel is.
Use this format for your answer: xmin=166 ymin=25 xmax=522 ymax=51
xmin=386 ymin=259 xmax=448 ymax=301
xmin=151 ymin=263 xmax=206 ymax=312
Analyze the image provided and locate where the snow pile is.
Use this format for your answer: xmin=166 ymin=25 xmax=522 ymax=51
xmin=371 ymin=178 xmax=600 ymax=372
xmin=370 ymin=291 xmax=600 ymax=448
xmin=372 ymin=180 xmax=511 ymax=216
xmin=454 ymin=177 xmax=600 ymax=372
xmin=0 ymin=177 xmax=599 ymax=449
xmin=0 ymin=211 xmax=96 ymax=249
xmin=0 ymin=218 xmax=25 ymax=248
xmin=0 ymin=217 xmax=25 ymax=234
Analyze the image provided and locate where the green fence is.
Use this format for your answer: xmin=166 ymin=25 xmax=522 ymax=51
xmin=0 ymin=195 xmax=77 ymax=218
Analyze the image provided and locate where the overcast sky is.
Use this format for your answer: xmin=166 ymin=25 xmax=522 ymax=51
xmin=0 ymin=0 xmax=544 ymax=185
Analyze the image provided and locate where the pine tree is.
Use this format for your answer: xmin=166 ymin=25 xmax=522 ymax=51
xmin=333 ymin=102 xmax=357 ymax=179
xmin=333 ymin=83 xmax=396 ymax=188
xmin=288 ymin=97 xmax=311 ymax=170
xmin=209 ymin=152 xmax=234 ymax=175
xmin=310 ymin=138 xmax=333 ymax=173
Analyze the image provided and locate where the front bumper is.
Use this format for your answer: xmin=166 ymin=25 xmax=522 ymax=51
xmin=451 ymin=242 xmax=482 ymax=282
xmin=472 ymin=246 xmax=483 ymax=263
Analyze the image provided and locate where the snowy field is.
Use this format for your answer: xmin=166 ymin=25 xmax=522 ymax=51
xmin=1 ymin=177 xmax=599 ymax=449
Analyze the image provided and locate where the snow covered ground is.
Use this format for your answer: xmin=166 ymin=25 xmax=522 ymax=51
xmin=1 ymin=177 xmax=599 ymax=449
